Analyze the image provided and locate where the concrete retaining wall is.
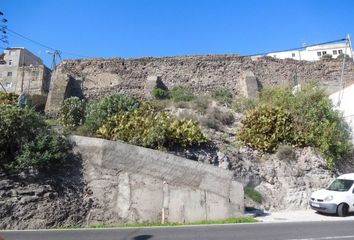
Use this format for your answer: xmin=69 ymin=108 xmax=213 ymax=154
xmin=71 ymin=135 xmax=244 ymax=224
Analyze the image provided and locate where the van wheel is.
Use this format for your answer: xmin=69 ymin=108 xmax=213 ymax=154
xmin=337 ymin=203 xmax=349 ymax=217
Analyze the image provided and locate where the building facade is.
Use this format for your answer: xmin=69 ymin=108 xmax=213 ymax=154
xmin=258 ymin=38 xmax=354 ymax=61
xmin=330 ymin=82 xmax=354 ymax=143
xmin=0 ymin=47 xmax=51 ymax=95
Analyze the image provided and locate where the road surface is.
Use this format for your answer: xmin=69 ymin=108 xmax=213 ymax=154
xmin=1 ymin=220 xmax=354 ymax=240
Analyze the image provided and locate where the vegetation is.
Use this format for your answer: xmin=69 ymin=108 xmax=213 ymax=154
xmin=238 ymin=85 xmax=353 ymax=168
xmin=0 ymin=105 xmax=70 ymax=171
xmin=84 ymin=94 xmax=139 ymax=133
xmin=276 ymin=144 xmax=296 ymax=161
xmin=231 ymin=96 xmax=255 ymax=113
xmin=151 ymin=87 xmax=168 ymax=99
xmin=238 ymin=105 xmax=293 ymax=152
xmin=321 ymin=54 xmax=333 ymax=61
xmin=97 ymin=103 xmax=207 ymax=150
xmin=212 ymin=88 xmax=233 ymax=105
xmin=169 ymin=86 xmax=195 ymax=102
xmin=58 ymin=97 xmax=85 ymax=130
xmin=0 ymin=92 xmax=18 ymax=106
xmin=14 ymin=132 xmax=71 ymax=171
xmin=337 ymin=53 xmax=351 ymax=60
xmin=244 ymin=187 xmax=262 ymax=204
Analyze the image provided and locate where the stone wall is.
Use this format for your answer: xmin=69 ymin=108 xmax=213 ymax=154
xmin=45 ymin=55 xmax=354 ymax=113
xmin=71 ymin=135 xmax=244 ymax=224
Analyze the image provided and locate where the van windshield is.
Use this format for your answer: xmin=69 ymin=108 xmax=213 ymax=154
xmin=327 ymin=179 xmax=354 ymax=192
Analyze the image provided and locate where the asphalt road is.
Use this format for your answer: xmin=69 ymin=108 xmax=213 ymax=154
xmin=1 ymin=221 xmax=354 ymax=240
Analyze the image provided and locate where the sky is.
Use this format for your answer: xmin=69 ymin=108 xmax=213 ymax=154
xmin=1 ymin=0 xmax=354 ymax=67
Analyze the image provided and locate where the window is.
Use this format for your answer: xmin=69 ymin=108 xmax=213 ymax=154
xmin=338 ymin=50 xmax=343 ymax=54
xmin=317 ymin=52 xmax=322 ymax=56
xmin=322 ymin=51 xmax=327 ymax=55
xmin=292 ymin=53 xmax=295 ymax=57
xmin=333 ymin=50 xmax=338 ymax=55
xmin=9 ymin=50 xmax=16 ymax=56
xmin=8 ymin=60 xmax=12 ymax=65
xmin=7 ymin=72 xmax=12 ymax=77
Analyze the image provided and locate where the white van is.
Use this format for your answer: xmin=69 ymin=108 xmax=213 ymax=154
xmin=309 ymin=173 xmax=354 ymax=217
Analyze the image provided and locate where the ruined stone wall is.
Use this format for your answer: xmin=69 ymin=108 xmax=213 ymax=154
xmin=45 ymin=55 xmax=354 ymax=112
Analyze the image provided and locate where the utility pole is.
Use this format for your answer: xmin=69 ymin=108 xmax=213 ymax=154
xmin=46 ymin=49 xmax=62 ymax=70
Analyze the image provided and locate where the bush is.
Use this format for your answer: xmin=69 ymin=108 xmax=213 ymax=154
xmin=0 ymin=92 xmax=18 ymax=106
xmin=0 ymin=106 xmax=46 ymax=168
xmin=244 ymin=187 xmax=262 ymax=203
xmin=276 ymin=144 xmax=296 ymax=161
xmin=231 ymin=97 xmax=255 ymax=113
xmin=84 ymin=94 xmax=139 ymax=133
xmin=191 ymin=95 xmax=211 ymax=114
xmin=238 ymin=105 xmax=293 ymax=152
xmin=152 ymin=87 xmax=168 ymax=99
xmin=97 ymin=103 xmax=206 ymax=149
xmin=238 ymin=86 xmax=353 ymax=168
xmin=321 ymin=54 xmax=333 ymax=61
xmin=14 ymin=132 xmax=71 ymax=171
xmin=212 ymin=88 xmax=233 ymax=104
xmin=0 ymin=106 xmax=70 ymax=171
xmin=214 ymin=108 xmax=235 ymax=125
xmin=59 ymin=97 xmax=85 ymax=130
xmin=337 ymin=53 xmax=351 ymax=60
xmin=169 ymin=86 xmax=195 ymax=102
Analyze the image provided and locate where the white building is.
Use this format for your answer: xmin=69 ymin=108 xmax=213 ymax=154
xmin=329 ymin=82 xmax=354 ymax=143
xmin=257 ymin=37 xmax=354 ymax=61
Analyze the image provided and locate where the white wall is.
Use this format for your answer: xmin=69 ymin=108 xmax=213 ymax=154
xmin=330 ymin=83 xmax=354 ymax=143
xmin=266 ymin=42 xmax=353 ymax=61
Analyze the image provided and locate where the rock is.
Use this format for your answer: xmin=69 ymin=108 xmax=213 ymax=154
xmin=19 ymin=196 xmax=39 ymax=205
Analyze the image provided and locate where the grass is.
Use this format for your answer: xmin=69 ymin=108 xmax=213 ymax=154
xmin=89 ymin=217 xmax=257 ymax=228
xmin=244 ymin=187 xmax=263 ymax=204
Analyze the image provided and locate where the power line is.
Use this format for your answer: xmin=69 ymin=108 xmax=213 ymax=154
xmin=6 ymin=28 xmax=91 ymax=58
xmin=245 ymin=38 xmax=347 ymax=57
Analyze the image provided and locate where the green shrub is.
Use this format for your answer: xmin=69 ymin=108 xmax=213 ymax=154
xmin=337 ymin=53 xmax=351 ymax=60
xmin=244 ymin=187 xmax=262 ymax=203
xmin=321 ymin=54 xmax=333 ymax=61
xmin=84 ymin=94 xmax=139 ymax=133
xmin=14 ymin=132 xmax=71 ymax=171
xmin=152 ymin=87 xmax=168 ymax=99
xmin=59 ymin=97 xmax=85 ymax=130
xmin=238 ymin=85 xmax=353 ymax=168
xmin=212 ymin=88 xmax=233 ymax=104
xmin=169 ymin=86 xmax=195 ymax=102
xmin=238 ymin=105 xmax=293 ymax=152
xmin=0 ymin=106 xmax=46 ymax=168
xmin=0 ymin=106 xmax=70 ymax=171
xmin=276 ymin=144 xmax=296 ymax=161
xmin=97 ymin=103 xmax=206 ymax=149
xmin=0 ymin=92 xmax=18 ymax=106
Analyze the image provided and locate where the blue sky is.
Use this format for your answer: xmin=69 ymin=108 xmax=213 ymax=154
xmin=2 ymin=0 xmax=354 ymax=67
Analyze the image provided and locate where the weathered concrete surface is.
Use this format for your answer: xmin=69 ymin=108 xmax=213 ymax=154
xmin=71 ymin=135 xmax=244 ymax=224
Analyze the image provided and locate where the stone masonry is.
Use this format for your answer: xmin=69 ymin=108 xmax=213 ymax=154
xmin=45 ymin=55 xmax=354 ymax=113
